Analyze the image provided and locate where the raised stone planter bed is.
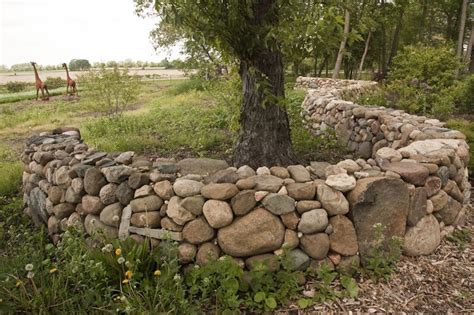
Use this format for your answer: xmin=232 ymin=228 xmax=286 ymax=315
xmin=21 ymin=78 xmax=471 ymax=272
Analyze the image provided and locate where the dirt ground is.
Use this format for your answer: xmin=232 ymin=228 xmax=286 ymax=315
xmin=0 ymin=68 xmax=187 ymax=84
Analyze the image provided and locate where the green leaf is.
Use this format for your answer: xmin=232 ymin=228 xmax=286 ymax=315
xmin=297 ymin=298 xmax=311 ymax=309
xmin=340 ymin=275 xmax=359 ymax=298
xmin=265 ymin=297 xmax=277 ymax=309
xmin=254 ymin=291 xmax=266 ymax=303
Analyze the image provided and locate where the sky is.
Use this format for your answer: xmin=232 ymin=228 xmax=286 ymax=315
xmin=0 ymin=0 xmax=182 ymax=67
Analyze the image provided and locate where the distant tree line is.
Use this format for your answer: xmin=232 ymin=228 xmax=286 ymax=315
xmin=0 ymin=58 xmax=184 ymax=72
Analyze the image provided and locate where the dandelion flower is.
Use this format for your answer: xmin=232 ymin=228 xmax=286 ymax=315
xmin=15 ymin=280 xmax=23 ymax=287
xmin=122 ymin=279 xmax=129 ymax=284
xmin=49 ymin=268 xmax=58 ymax=274
xmin=117 ymin=257 xmax=125 ymax=264
xmin=25 ymin=264 xmax=34 ymax=271
xmin=125 ymin=270 xmax=133 ymax=279
xmin=27 ymin=272 xmax=35 ymax=279
xmin=115 ymin=248 xmax=122 ymax=256
xmin=153 ymin=269 xmax=161 ymax=277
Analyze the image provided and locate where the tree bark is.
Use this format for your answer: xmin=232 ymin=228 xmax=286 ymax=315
xmin=313 ymin=52 xmax=318 ymax=76
xmin=465 ymin=24 xmax=474 ymax=72
xmin=456 ymin=0 xmax=468 ymax=77
xmin=418 ymin=0 xmax=428 ymax=43
xmin=388 ymin=8 xmax=404 ymax=70
xmin=333 ymin=7 xmax=350 ymax=79
xmin=233 ymin=50 xmax=296 ymax=168
xmin=356 ymin=31 xmax=371 ymax=80
xmin=319 ymin=54 xmax=329 ymax=76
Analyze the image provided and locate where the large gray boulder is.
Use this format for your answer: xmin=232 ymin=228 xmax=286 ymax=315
xmin=29 ymin=187 xmax=48 ymax=225
xmin=347 ymin=177 xmax=409 ymax=260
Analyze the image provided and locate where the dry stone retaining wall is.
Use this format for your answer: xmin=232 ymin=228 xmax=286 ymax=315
xmin=21 ymin=77 xmax=470 ymax=271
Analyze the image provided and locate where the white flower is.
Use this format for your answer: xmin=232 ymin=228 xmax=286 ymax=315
xmin=117 ymin=257 xmax=125 ymax=264
xmin=102 ymin=244 xmax=113 ymax=253
xmin=125 ymin=261 xmax=132 ymax=268
xmin=373 ymin=222 xmax=382 ymax=229
xmin=25 ymin=264 xmax=34 ymax=271
xmin=27 ymin=272 xmax=35 ymax=279
xmin=173 ymin=274 xmax=181 ymax=281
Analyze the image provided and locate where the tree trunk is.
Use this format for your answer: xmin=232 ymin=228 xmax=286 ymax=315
xmin=313 ymin=53 xmax=318 ymax=76
xmin=418 ymin=0 xmax=428 ymax=43
xmin=466 ymin=24 xmax=474 ymax=72
xmin=379 ymin=0 xmax=387 ymax=79
xmin=319 ymin=54 xmax=329 ymax=76
xmin=388 ymin=9 xmax=404 ymax=70
xmin=233 ymin=51 xmax=296 ymax=168
xmin=356 ymin=31 xmax=371 ymax=80
xmin=456 ymin=0 xmax=468 ymax=77
xmin=333 ymin=7 xmax=350 ymax=79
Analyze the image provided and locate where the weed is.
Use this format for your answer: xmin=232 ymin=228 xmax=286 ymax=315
xmin=362 ymin=223 xmax=403 ymax=281
xmin=447 ymin=229 xmax=472 ymax=251
xmin=0 ymin=161 xmax=22 ymax=197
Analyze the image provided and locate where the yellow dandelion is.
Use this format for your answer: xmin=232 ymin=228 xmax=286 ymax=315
xmin=15 ymin=280 xmax=23 ymax=287
xmin=154 ymin=269 xmax=161 ymax=277
xmin=125 ymin=270 xmax=133 ymax=279
xmin=122 ymin=279 xmax=129 ymax=284
xmin=49 ymin=268 xmax=58 ymax=274
xmin=115 ymin=248 xmax=122 ymax=256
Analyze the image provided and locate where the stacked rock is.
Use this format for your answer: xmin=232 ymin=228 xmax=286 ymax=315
xmin=21 ymin=77 xmax=470 ymax=272
xmin=297 ymin=77 xmax=466 ymax=159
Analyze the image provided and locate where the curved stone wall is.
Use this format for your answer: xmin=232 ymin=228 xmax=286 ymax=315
xmin=21 ymin=78 xmax=470 ymax=271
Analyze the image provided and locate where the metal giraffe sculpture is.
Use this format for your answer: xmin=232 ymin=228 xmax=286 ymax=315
xmin=62 ymin=63 xmax=78 ymax=96
xmin=31 ymin=62 xmax=50 ymax=100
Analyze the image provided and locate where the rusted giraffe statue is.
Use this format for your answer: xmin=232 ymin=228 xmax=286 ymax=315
xmin=31 ymin=62 xmax=50 ymax=100
xmin=62 ymin=63 xmax=78 ymax=96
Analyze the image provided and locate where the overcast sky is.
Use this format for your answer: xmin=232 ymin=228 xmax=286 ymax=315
xmin=0 ymin=0 xmax=182 ymax=67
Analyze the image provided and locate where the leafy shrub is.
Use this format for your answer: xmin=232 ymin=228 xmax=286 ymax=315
xmin=384 ymin=45 xmax=463 ymax=119
xmin=167 ymin=77 xmax=207 ymax=96
xmin=44 ymin=77 xmax=66 ymax=89
xmin=451 ymin=74 xmax=474 ymax=114
xmin=81 ymin=66 xmax=141 ymax=116
xmin=5 ymin=81 xmax=28 ymax=93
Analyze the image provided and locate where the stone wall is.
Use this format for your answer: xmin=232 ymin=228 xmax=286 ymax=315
xmin=21 ymin=77 xmax=470 ymax=271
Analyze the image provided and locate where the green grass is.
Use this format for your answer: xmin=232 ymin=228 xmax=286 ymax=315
xmin=82 ymin=78 xmax=347 ymax=163
xmin=0 ymin=197 xmax=360 ymax=313
xmin=82 ymin=88 xmax=236 ymax=159
xmin=0 ymin=144 xmax=22 ymax=197
xmin=0 ymin=87 xmax=66 ymax=104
